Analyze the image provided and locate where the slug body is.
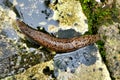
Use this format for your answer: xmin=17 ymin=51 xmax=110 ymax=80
xmin=17 ymin=20 xmax=100 ymax=52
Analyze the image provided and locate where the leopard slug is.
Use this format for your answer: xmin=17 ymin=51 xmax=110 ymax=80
xmin=16 ymin=20 xmax=100 ymax=52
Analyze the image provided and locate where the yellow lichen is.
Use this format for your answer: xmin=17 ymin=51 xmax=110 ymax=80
xmin=49 ymin=0 xmax=88 ymax=34
xmin=15 ymin=60 xmax=54 ymax=80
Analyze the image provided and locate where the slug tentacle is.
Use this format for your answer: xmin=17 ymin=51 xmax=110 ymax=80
xmin=16 ymin=20 xmax=100 ymax=52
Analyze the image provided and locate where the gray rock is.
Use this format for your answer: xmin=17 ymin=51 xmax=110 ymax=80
xmin=99 ymin=23 xmax=120 ymax=79
xmin=1 ymin=27 xmax=19 ymax=40
xmin=54 ymin=44 xmax=111 ymax=80
xmin=0 ymin=35 xmax=18 ymax=78
xmin=54 ymin=44 xmax=97 ymax=75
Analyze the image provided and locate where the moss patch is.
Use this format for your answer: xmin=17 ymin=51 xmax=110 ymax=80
xmin=79 ymin=0 xmax=120 ymax=61
xmin=79 ymin=0 xmax=120 ymax=34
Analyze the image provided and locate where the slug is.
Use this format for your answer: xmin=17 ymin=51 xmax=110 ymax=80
xmin=16 ymin=20 xmax=100 ymax=52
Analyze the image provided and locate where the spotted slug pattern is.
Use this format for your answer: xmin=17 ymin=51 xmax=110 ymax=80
xmin=17 ymin=20 xmax=100 ymax=52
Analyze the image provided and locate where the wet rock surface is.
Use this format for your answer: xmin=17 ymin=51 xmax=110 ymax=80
xmin=55 ymin=52 xmax=111 ymax=80
xmin=7 ymin=0 xmax=58 ymax=32
xmin=54 ymin=44 xmax=97 ymax=74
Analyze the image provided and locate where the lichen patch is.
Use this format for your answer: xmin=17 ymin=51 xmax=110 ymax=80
xmin=49 ymin=0 xmax=88 ymax=34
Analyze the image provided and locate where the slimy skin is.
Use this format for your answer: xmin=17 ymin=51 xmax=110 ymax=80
xmin=17 ymin=20 xmax=100 ymax=52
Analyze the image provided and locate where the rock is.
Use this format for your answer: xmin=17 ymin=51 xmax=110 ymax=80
xmin=1 ymin=76 xmax=15 ymax=80
xmin=116 ymin=0 xmax=120 ymax=9
xmin=15 ymin=60 xmax=54 ymax=80
xmin=1 ymin=61 xmax=54 ymax=80
xmin=9 ymin=0 xmax=58 ymax=32
xmin=0 ymin=5 xmax=18 ymax=78
xmin=0 ymin=5 xmax=52 ymax=79
xmin=49 ymin=0 xmax=88 ymax=34
xmin=54 ymin=44 xmax=111 ymax=80
xmin=99 ymin=23 xmax=120 ymax=79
